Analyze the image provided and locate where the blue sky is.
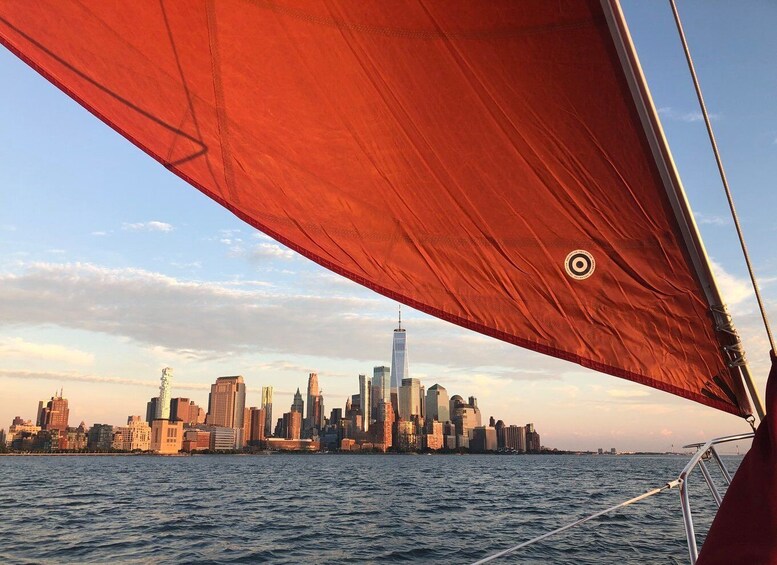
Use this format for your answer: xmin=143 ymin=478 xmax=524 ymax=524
xmin=1 ymin=2 xmax=775 ymax=451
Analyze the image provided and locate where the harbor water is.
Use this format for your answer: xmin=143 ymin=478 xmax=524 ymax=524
xmin=0 ymin=453 xmax=739 ymax=564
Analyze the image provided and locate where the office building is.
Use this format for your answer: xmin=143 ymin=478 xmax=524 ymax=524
xmin=206 ymin=376 xmax=246 ymax=429
xmin=425 ymin=384 xmax=450 ymax=422
xmin=358 ymin=374 xmax=370 ymax=431
xmin=390 ymin=308 xmax=409 ymax=413
xmin=398 ymin=378 xmax=422 ymax=420
xmin=371 ymin=366 xmax=390 ymax=417
xmin=261 ymin=386 xmax=273 ymax=438
xmin=39 ymin=391 xmax=69 ymax=432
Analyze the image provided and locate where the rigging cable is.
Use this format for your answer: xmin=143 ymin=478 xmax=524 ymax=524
xmin=470 ymin=480 xmax=680 ymax=564
xmin=668 ymin=0 xmax=775 ymax=355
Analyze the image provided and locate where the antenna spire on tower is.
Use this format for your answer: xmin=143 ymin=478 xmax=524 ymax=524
xmin=398 ymin=304 xmax=402 ymax=330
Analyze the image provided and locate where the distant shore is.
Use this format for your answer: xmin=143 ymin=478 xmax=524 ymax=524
xmin=0 ymin=450 xmax=696 ymax=457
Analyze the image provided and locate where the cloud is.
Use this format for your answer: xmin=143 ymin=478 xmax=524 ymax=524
xmin=251 ymin=243 xmax=294 ymax=260
xmin=0 ymin=337 xmax=94 ymax=365
xmin=0 ymin=368 xmax=209 ymax=391
xmin=606 ymin=388 xmax=650 ymax=399
xmin=91 ymin=231 xmax=108 ymax=236
xmin=709 ymin=260 xmax=754 ymax=310
xmin=122 ymin=221 xmax=174 ymax=232
xmin=0 ymin=261 xmax=559 ymax=376
xmin=1 ymin=224 xmax=17 ymax=232
xmin=695 ymin=212 xmax=730 ymax=226
xmin=657 ymin=107 xmax=720 ymax=123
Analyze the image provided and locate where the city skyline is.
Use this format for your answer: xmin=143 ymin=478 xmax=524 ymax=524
xmin=2 ymin=3 xmax=776 ymax=452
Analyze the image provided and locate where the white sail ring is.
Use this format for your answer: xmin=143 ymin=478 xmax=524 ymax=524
xmin=565 ymin=250 xmax=595 ymax=280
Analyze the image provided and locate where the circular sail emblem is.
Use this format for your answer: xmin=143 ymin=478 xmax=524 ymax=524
xmin=565 ymin=250 xmax=595 ymax=280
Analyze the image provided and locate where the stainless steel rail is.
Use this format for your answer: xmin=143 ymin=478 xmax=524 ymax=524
xmin=677 ymin=432 xmax=753 ymax=563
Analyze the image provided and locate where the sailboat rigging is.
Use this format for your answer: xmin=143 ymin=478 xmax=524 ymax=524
xmin=1 ymin=0 xmax=774 ymax=562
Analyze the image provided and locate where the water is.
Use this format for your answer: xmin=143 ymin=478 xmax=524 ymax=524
xmin=0 ymin=454 xmax=738 ymax=564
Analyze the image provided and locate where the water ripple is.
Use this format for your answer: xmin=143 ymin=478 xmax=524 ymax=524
xmin=0 ymin=454 xmax=738 ymax=564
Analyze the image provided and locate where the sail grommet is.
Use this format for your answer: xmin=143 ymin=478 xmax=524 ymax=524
xmin=565 ymin=250 xmax=595 ymax=280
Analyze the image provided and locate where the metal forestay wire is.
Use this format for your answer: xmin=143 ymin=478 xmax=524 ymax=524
xmin=470 ymin=480 xmax=680 ymax=564
xmin=669 ymin=0 xmax=776 ymax=353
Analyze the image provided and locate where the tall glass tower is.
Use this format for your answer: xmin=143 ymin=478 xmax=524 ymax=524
xmin=390 ymin=306 xmax=408 ymax=414
xmin=155 ymin=367 xmax=173 ymax=419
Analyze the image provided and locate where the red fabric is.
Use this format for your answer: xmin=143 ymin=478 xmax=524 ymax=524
xmin=0 ymin=1 xmax=750 ymax=415
xmin=697 ymin=352 xmax=777 ymax=564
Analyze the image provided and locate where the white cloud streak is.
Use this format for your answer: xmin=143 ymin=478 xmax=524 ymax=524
xmin=122 ymin=221 xmax=174 ymax=232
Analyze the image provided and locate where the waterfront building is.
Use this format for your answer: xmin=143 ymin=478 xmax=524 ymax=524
xmin=389 ymin=308 xmax=409 ymax=414
xmin=182 ymin=429 xmax=211 ymax=452
xmin=6 ymin=419 xmax=41 ymax=447
xmin=358 ymin=374 xmax=371 ymax=432
xmin=208 ymin=426 xmax=237 ymax=451
xmin=495 ymin=420 xmax=506 ymax=450
xmin=206 ymin=376 xmax=246 ymax=445
xmin=424 ymin=420 xmax=444 ymax=451
xmin=40 ymin=391 xmax=69 ymax=432
xmin=371 ymin=366 xmax=390 ymax=417
xmin=150 ymin=419 xmax=183 ymax=453
xmin=470 ymin=426 xmax=498 ymax=452
xmin=87 ymin=424 xmax=115 ymax=451
xmin=503 ymin=425 xmax=526 ymax=452
xmin=398 ymin=378 xmax=422 ymax=420
xmin=526 ymin=423 xmax=541 ymax=452
xmin=119 ymin=416 xmax=151 ymax=451
xmin=284 ymin=411 xmax=302 ymax=440
xmin=395 ymin=419 xmax=419 ymax=452
xmin=65 ymin=424 xmax=88 ymax=451
xmin=247 ymin=406 xmax=267 ymax=445
xmin=265 ymin=438 xmax=319 ymax=451
xmin=425 ymin=384 xmax=450 ymax=422
xmin=261 ymin=386 xmax=273 ymax=438
xmin=155 ymin=367 xmax=173 ymax=419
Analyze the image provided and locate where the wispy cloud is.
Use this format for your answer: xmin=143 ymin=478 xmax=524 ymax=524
xmin=0 ymin=224 xmax=16 ymax=232
xmin=0 ymin=337 xmax=94 ymax=366
xmin=695 ymin=212 xmax=731 ymax=226
xmin=122 ymin=221 xmax=174 ymax=232
xmin=91 ymin=231 xmax=109 ymax=237
xmin=657 ymin=106 xmax=720 ymax=123
xmin=607 ymin=388 xmax=650 ymax=399
xmin=0 ymin=369 xmax=209 ymax=391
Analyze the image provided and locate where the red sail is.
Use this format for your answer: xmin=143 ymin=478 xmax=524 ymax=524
xmin=0 ymin=0 xmax=751 ymax=415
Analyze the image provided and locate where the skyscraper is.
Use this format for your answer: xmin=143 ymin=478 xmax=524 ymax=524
xmin=371 ymin=366 xmax=390 ymax=417
xmin=40 ymin=390 xmax=69 ymax=432
xmin=390 ymin=307 xmax=408 ymax=414
xmin=206 ymin=376 xmax=246 ymax=430
xmin=261 ymin=386 xmax=273 ymax=438
xmin=292 ymin=388 xmax=304 ymax=414
xmin=426 ymin=384 xmax=450 ymax=422
xmin=398 ymin=378 xmax=422 ymax=420
xmin=358 ymin=374 xmax=370 ymax=432
xmin=155 ymin=367 xmax=173 ymax=419
xmin=305 ymin=373 xmax=321 ymax=435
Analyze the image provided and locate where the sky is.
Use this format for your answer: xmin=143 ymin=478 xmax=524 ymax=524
xmin=1 ymin=2 xmax=776 ymax=452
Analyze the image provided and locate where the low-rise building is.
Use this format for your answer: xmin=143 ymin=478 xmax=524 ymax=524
xmin=150 ymin=419 xmax=183 ymax=454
